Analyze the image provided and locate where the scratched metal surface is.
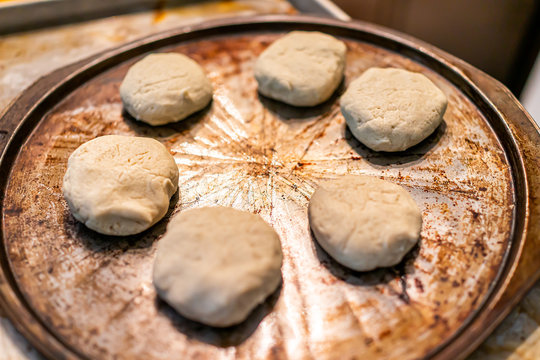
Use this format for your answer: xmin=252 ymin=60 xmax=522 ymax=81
xmin=2 ymin=33 xmax=514 ymax=359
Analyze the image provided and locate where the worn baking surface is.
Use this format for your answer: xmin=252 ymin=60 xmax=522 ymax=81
xmin=2 ymin=34 xmax=513 ymax=359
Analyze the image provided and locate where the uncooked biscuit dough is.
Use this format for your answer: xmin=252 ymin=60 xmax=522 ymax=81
xmin=63 ymin=135 xmax=179 ymax=236
xmin=341 ymin=67 xmax=447 ymax=152
xmin=120 ymin=53 xmax=213 ymax=125
xmin=254 ymin=31 xmax=347 ymax=106
xmin=308 ymin=175 xmax=422 ymax=271
xmin=153 ymin=207 xmax=283 ymax=327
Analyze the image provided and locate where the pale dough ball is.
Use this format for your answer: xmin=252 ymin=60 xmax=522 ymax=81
xmin=254 ymin=31 xmax=346 ymax=106
xmin=153 ymin=207 xmax=283 ymax=327
xmin=63 ymin=135 xmax=179 ymax=236
xmin=120 ymin=53 xmax=213 ymax=125
xmin=340 ymin=67 xmax=447 ymax=152
xmin=308 ymin=175 xmax=422 ymax=271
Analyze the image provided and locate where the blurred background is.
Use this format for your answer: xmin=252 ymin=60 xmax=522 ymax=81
xmin=334 ymin=0 xmax=540 ymax=122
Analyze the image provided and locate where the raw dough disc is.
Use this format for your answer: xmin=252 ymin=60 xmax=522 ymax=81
xmin=340 ymin=67 xmax=447 ymax=152
xmin=120 ymin=53 xmax=213 ymax=125
xmin=254 ymin=31 xmax=346 ymax=106
xmin=62 ymin=135 xmax=179 ymax=236
xmin=153 ymin=206 xmax=283 ymax=327
xmin=308 ymin=175 xmax=422 ymax=271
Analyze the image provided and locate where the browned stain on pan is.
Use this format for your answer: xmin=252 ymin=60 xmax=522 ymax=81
xmin=2 ymin=34 xmax=513 ymax=359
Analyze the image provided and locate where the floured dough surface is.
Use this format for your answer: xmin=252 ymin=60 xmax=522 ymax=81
xmin=308 ymin=175 xmax=422 ymax=271
xmin=254 ymin=31 xmax=346 ymax=106
xmin=63 ymin=135 xmax=179 ymax=235
xmin=153 ymin=206 xmax=283 ymax=327
xmin=341 ymin=67 xmax=447 ymax=152
xmin=120 ymin=53 xmax=213 ymax=125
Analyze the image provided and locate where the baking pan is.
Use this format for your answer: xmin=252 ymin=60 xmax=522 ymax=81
xmin=0 ymin=15 xmax=538 ymax=360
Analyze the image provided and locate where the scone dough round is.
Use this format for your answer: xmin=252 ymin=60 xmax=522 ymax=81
xmin=308 ymin=175 xmax=422 ymax=271
xmin=341 ymin=67 xmax=447 ymax=152
xmin=63 ymin=135 xmax=179 ymax=236
xmin=254 ymin=31 xmax=346 ymax=106
xmin=120 ymin=53 xmax=213 ymax=125
xmin=153 ymin=207 xmax=283 ymax=327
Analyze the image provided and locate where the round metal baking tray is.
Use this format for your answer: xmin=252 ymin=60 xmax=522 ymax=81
xmin=0 ymin=15 xmax=538 ymax=360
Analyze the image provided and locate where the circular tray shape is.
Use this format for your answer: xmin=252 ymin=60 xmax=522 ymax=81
xmin=0 ymin=16 xmax=538 ymax=360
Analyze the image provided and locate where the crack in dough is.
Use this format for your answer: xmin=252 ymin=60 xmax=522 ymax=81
xmin=120 ymin=53 xmax=213 ymax=125
xmin=341 ymin=67 xmax=447 ymax=152
xmin=254 ymin=31 xmax=346 ymax=107
xmin=62 ymin=135 xmax=179 ymax=235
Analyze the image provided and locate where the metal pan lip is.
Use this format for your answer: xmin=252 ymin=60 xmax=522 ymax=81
xmin=0 ymin=14 xmax=535 ymax=360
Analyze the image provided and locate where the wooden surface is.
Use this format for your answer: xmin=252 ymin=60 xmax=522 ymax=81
xmin=0 ymin=11 xmax=539 ymax=360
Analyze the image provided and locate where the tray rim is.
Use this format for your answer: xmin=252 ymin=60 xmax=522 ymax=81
xmin=0 ymin=14 xmax=538 ymax=360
